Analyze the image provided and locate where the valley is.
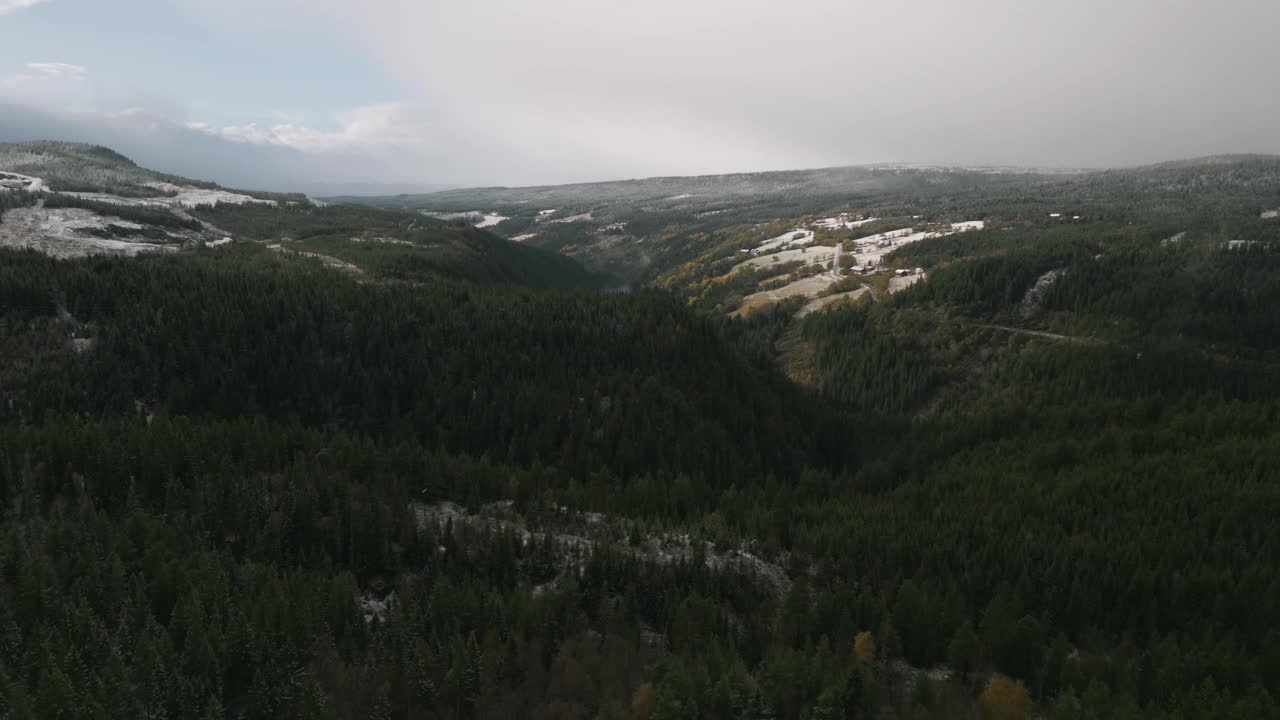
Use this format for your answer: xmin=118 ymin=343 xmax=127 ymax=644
xmin=3 ymin=143 xmax=1280 ymax=720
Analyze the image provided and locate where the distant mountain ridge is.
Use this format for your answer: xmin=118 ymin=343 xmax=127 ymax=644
xmin=0 ymin=140 xmax=609 ymax=289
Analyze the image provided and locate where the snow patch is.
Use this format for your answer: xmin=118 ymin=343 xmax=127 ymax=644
xmin=1020 ymin=268 xmax=1065 ymax=317
xmin=550 ymin=211 xmax=594 ymax=224
xmin=475 ymin=213 xmax=509 ymax=228
xmin=424 ymin=210 xmax=509 ymax=228
xmin=1262 ymin=210 xmax=1279 ymax=220
xmin=813 ymin=214 xmax=878 ymax=231
xmin=888 ymin=272 xmax=925 ymax=294
xmin=0 ymin=206 xmax=183 ymax=259
xmin=754 ymin=229 xmax=816 ymax=253
xmin=0 ymin=171 xmax=46 ymax=192
xmin=63 ymin=182 xmax=276 ymax=209
xmin=351 ymin=236 xmax=413 ymax=246
xmin=359 ymin=592 xmax=397 ymax=624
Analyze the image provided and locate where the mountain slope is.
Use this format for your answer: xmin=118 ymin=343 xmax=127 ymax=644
xmin=0 ymin=141 xmax=609 ymax=289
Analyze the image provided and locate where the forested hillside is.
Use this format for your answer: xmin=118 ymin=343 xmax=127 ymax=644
xmin=2 ymin=153 xmax=1280 ymax=720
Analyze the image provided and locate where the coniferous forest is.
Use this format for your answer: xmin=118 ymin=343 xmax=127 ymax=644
xmin=3 ymin=152 xmax=1280 ymax=719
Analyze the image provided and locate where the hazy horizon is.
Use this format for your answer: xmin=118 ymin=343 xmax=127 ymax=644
xmin=3 ymin=0 xmax=1279 ymax=191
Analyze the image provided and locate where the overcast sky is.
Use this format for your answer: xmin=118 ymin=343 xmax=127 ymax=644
xmin=2 ymin=0 xmax=1279 ymax=191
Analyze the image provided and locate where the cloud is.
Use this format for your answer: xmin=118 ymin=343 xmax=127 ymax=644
xmin=26 ymin=62 xmax=87 ymax=79
xmin=8 ymin=0 xmax=1280 ymax=189
xmin=0 ymin=0 xmax=48 ymax=15
xmin=188 ymin=102 xmax=422 ymax=153
xmin=1 ymin=61 xmax=88 ymax=102
xmin=177 ymin=0 xmax=1280 ymax=184
xmin=0 ymin=98 xmax=453 ymax=193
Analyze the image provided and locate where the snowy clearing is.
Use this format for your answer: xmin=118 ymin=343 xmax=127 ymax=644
xmin=424 ymin=211 xmax=478 ymax=221
xmin=509 ymin=233 xmax=538 ymax=242
xmin=796 ymin=288 xmax=869 ymax=318
xmin=424 ymin=210 xmax=509 ymax=228
xmin=813 ymin=214 xmax=878 ymax=230
xmin=732 ymin=244 xmax=838 ymax=274
xmin=0 ymin=172 xmax=46 ymax=192
xmin=732 ymin=275 xmax=840 ymax=318
xmin=0 ymin=205 xmax=182 ymax=259
xmin=1263 ymin=210 xmax=1279 ymax=220
xmin=734 ymin=222 xmax=984 ymax=275
xmin=888 ymin=273 xmax=925 ymax=294
xmin=550 ymin=212 xmax=594 ymax=224
xmin=476 ymin=213 xmax=509 ymax=228
xmin=755 ymin=229 xmax=816 ymax=253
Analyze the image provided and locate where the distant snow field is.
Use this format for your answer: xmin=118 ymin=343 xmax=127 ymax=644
xmin=475 ymin=213 xmax=509 ymax=228
xmin=551 ymin=212 xmax=594 ymax=224
xmin=1263 ymin=210 xmax=1279 ymax=220
xmin=61 ymin=182 xmax=276 ymax=209
xmin=813 ymin=214 xmax=878 ymax=231
xmin=728 ymin=220 xmax=984 ymax=314
xmin=510 ymin=233 xmax=538 ymax=242
xmin=144 ymin=182 xmax=276 ymax=208
xmin=424 ymin=210 xmax=509 ymax=227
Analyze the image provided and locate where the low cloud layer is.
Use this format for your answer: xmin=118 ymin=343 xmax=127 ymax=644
xmin=4 ymin=0 xmax=1280 ymax=190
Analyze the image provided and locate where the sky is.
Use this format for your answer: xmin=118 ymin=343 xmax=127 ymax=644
xmin=2 ymin=0 xmax=1279 ymax=191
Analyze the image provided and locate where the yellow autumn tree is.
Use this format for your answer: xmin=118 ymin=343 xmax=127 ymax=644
xmin=979 ymin=674 xmax=1031 ymax=720
xmin=854 ymin=631 xmax=877 ymax=665
xmin=631 ymin=682 xmax=656 ymax=720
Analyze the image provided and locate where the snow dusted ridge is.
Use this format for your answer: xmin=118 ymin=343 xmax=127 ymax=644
xmin=413 ymin=501 xmax=792 ymax=599
xmin=64 ymin=181 xmax=276 ymax=210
